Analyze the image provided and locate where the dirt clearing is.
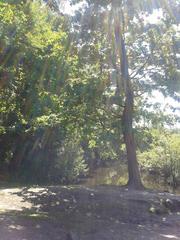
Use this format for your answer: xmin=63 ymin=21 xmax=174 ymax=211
xmin=0 ymin=185 xmax=179 ymax=240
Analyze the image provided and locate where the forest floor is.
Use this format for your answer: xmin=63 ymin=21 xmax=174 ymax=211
xmin=0 ymin=185 xmax=180 ymax=240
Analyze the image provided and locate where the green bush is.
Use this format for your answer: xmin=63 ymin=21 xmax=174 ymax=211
xmin=138 ymin=130 xmax=180 ymax=189
xmin=49 ymin=140 xmax=88 ymax=184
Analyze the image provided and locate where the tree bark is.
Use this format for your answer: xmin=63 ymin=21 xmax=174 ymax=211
xmin=113 ymin=5 xmax=144 ymax=189
xmin=122 ymin=88 xmax=143 ymax=189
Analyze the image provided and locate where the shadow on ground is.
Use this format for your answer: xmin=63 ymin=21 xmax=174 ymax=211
xmin=0 ymin=185 xmax=180 ymax=240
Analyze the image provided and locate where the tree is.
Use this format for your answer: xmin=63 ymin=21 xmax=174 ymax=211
xmin=111 ymin=1 xmax=143 ymax=188
xmin=0 ymin=1 xmax=81 ymax=179
xmin=0 ymin=0 xmax=109 ymax=182
xmin=1 ymin=0 xmax=179 ymax=187
xmin=68 ymin=0 xmax=180 ymax=189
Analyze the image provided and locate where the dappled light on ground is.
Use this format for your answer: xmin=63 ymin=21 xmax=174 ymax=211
xmin=0 ymin=186 xmax=179 ymax=240
xmin=160 ymin=234 xmax=179 ymax=239
xmin=8 ymin=224 xmax=25 ymax=230
xmin=0 ymin=188 xmax=32 ymax=212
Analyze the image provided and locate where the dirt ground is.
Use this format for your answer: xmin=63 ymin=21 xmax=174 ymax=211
xmin=0 ymin=185 xmax=180 ymax=240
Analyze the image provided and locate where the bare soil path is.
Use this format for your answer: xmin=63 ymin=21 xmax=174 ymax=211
xmin=0 ymin=185 xmax=180 ymax=240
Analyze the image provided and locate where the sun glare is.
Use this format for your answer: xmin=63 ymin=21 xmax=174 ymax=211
xmin=58 ymin=0 xmax=86 ymax=15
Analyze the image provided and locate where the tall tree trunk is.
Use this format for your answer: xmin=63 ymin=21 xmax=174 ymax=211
xmin=114 ymin=7 xmax=143 ymax=189
xmin=122 ymin=88 xmax=143 ymax=189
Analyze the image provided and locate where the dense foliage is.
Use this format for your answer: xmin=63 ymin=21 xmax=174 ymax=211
xmin=0 ymin=0 xmax=179 ymax=189
xmin=138 ymin=129 xmax=180 ymax=189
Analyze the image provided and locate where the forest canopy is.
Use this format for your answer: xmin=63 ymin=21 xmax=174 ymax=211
xmin=0 ymin=0 xmax=180 ymax=190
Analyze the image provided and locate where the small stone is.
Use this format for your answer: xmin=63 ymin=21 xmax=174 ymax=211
xmin=86 ymin=212 xmax=92 ymax=217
